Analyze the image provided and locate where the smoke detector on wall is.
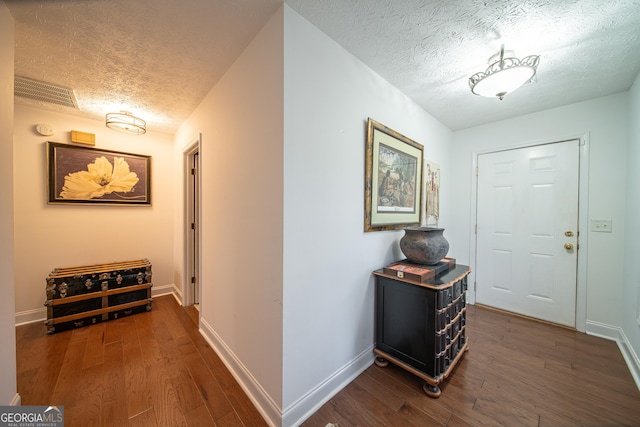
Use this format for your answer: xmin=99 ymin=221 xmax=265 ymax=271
xmin=35 ymin=124 xmax=55 ymax=136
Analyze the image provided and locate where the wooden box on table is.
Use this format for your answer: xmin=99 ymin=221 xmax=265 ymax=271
xmin=382 ymin=257 xmax=457 ymax=282
xmin=45 ymin=259 xmax=153 ymax=334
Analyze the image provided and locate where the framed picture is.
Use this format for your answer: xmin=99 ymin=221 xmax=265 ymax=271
xmin=47 ymin=142 xmax=151 ymax=205
xmin=425 ymin=160 xmax=441 ymax=226
xmin=365 ymin=118 xmax=423 ymax=232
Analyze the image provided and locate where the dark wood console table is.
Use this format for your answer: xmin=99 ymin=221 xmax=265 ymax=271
xmin=373 ymin=263 xmax=471 ymax=397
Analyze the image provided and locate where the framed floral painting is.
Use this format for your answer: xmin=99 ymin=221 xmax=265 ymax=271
xmin=47 ymin=142 xmax=151 ymax=205
xmin=365 ymin=118 xmax=423 ymax=232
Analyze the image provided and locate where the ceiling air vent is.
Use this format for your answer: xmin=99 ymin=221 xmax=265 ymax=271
xmin=14 ymin=76 xmax=78 ymax=109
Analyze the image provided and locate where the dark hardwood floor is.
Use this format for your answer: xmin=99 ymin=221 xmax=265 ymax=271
xmin=304 ymin=305 xmax=640 ymax=427
xmin=17 ymin=295 xmax=640 ymax=426
xmin=16 ymin=295 xmax=267 ymax=426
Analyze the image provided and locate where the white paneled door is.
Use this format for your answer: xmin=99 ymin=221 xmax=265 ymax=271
xmin=476 ymin=140 xmax=580 ymax=327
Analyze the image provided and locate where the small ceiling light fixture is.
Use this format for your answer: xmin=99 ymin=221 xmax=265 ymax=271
xmin=105 ymin=111 xmax=146 ymax=135
xmin=469 ymin=45 xmax=540 ymax=100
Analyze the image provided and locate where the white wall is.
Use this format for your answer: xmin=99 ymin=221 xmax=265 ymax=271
xmin=450 ymin=93 xmax=629 ymax=329
xmin=622 ymin=72 xmax=640 ymax=378
xmin=13 ymin=105 xmax=175 ymax=322
xmin=0 ymin=0 xmax=18 ymax=405
xmin=282 ymin=6 xmax=452 ymax=424
xmin=173 ymin=7 xmax=284 ymax=424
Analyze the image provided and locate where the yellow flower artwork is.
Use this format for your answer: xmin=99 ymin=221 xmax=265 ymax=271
xmin=60 ymin=156 xmax=139 ymax=200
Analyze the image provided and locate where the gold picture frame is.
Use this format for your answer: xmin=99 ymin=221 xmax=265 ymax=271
xmin=365 ymin=118 xmax=423 ymax=232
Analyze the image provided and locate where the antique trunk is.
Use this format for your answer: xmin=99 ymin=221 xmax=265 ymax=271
xmin=45 ymin=259 xmax=152 ymax=333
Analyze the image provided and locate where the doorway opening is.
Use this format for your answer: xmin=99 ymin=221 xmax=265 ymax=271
xmin=185 ymin=135 xmax=201 ymax=309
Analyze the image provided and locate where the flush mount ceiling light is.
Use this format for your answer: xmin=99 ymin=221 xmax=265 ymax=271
xmin=469 ymin=45 xmax=540 ymax=100
xmin=105 ymin=111 xmax=146 ymax=135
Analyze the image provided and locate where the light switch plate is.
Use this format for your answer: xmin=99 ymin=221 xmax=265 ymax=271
xmin=591 ymin=219 xmax=612 ymax=233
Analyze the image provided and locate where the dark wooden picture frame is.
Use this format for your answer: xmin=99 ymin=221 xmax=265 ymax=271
xmin=47 ymin=142 xmax=151 ymax=205
xmin=365 ymin=118 xmax=423 ymax=232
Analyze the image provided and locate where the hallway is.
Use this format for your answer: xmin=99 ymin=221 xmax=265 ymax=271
xmin=16 ymin=295 xmax=267 ymax=426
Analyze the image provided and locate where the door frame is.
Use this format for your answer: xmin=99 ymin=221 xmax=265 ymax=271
xmin=183 ymin=134 xmax=202 ymax=308
xmin=468 ymin=133 xmax=590 ymax=332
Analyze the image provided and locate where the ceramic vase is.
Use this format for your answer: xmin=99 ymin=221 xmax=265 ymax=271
xmin=399 ymin=226 xmax=449 ymax=265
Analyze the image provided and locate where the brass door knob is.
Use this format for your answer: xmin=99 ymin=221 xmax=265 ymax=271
xmin=565 ymin=231 xmax=574 ymax=237
xmin=564 ymin=243 xmax=574 ymax=250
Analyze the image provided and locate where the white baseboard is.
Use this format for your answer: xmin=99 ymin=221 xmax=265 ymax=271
xmin=197 ymin=317 xmax=375 ymax=427
xmin=15 ymin=308 xmax=46 ymax=327
xmin=10 ymin=393 xmax=21 ymax=406
xmin=15 ymin=283 xmax=179 ymax=327
xmin=586 ymin=320 xmax=640 ymax=391
xmin=151 ymin=283 xmax=178 ymax=299
xmin=198 ymin=318 xmax=282 ymax=427
xmin=170 ymin=291 xmax=182 ymax=306
xmin=282 ymin=346 xmax=374 ymax=427
xmin=617 ymin=329 xmax=640 ymax=391
xmin=585 ymin=319 xmax=619 ymax=341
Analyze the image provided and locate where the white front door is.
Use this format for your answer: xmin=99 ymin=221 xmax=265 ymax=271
xmin=476 ymin=140 xmax=580 ymax=327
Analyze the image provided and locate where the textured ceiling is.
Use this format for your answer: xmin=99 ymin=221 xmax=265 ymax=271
xmin=6 ymin=0 xmax=640 ymax=134
xmin=6 ymin=0 xmax=282 ymax=134
xmin=286 ymin=0 xmax=640 ymax=130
